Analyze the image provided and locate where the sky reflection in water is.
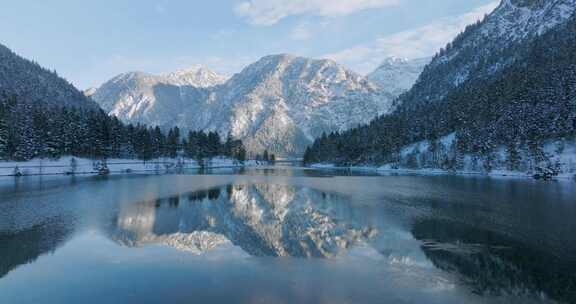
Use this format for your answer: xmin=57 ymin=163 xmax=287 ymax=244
xmin=0 ymin=169 xmax=575 ymax=303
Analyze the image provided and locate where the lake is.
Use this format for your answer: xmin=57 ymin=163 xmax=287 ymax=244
xmin=1 ymin=167 xmax=575 ymax=303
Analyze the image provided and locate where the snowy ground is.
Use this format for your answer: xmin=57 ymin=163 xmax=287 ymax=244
xmin=0 ymin=156 xmax=263 ymax=176
xmin=312 ymin=136 xmax=576 ymax=180
xmin=311 ymin=163 xmax=576 ymax=180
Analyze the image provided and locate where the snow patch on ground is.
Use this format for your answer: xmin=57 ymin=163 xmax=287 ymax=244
xmin=312 ymin=135 xmax=576 ymax=180
xmin=0 ymin=156 xmax=255 ymax=176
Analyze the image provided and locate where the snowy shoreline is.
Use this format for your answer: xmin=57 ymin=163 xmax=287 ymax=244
xmin=0 ymin=156 xmax=261 ymax=177
xmin=310 ymin=163 xmax=576 ymax=180
xmin=310 ymin=134 xmax=576 ymax=181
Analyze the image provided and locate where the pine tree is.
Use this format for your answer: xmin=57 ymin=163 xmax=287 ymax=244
xmin=223 ymin=132 xmax=234 ymax=157
xmin=207 ymin=131 xmax=220 ymax=157
xmin=165 ymin=127 xmax=180 ymax=158
xmin=12 ymin=101 xmax=37 ymax=161
xmin=237 ymin=146 xmax=247 ymax=162
xmin=506 ymin=142 xmax=522 ymax=171
xmin=151 ymin=126 xmax=164 ymax=159
xmin=0 ymin=92 xmax=247 ymax=163
xmin=0 ymin=105 xmax=8 ymax=159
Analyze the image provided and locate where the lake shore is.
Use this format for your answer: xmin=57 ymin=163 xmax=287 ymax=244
xmin=0 ymin=156 xmax=262 ymax=177
xmin=310 ymin=163 xmax=576 ymax=180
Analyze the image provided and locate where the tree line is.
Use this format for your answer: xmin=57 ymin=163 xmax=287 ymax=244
xmin=0 ymin=93 xmax=247 ymax=162
xmin=304 ymin=13 xmax=576 ymax=174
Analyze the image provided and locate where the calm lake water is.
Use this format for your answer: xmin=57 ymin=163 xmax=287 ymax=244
xmin=1 ymin=167 xmax=575 ymax=304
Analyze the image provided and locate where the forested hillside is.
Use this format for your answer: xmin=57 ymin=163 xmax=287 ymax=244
xmin=0 ymin=93 xmax=246 ymax=162
xmin=0 ymin=43 xmax=96 ymax=109
xmin=91 ymin=54 xmax=396 ymax=157
xmin=0 ymin=41 xmax=246 ymax=164
xmin=304 ymin=10 xmax=576 ymax=177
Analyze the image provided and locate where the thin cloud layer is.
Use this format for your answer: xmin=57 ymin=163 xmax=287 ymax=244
xmin=324 ymin=1 xmax=499 ymax=74
xmin=235 ymin=0 xmax=400 ymax=26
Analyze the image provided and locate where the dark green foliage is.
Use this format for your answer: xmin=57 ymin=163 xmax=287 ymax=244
xmin=182 ymin=130 xmax=246 ymax=161
xmin=0 ymin=43 xmax=96 ymax=110
xmin=0 ymin=93 xmax=246 ymax=162
xmin=304 ymin=14 xmax=576 ymax=167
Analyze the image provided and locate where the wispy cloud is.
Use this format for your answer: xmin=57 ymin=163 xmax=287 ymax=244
xmin=323 ymin=1 xmax=499 ymax=74
xmin=289 ymin=22 xmax=313 ymax=40
xmin=235 ymin=0 xmax=400 ymax=26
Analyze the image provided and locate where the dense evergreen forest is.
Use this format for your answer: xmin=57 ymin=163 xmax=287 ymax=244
xmin=0 ymin=43 xmax=96 ymax=109
xmin=0 ymin=93 xmax=247 ymax=162
xmin=304 ymin=14 xmax=576 ymax=173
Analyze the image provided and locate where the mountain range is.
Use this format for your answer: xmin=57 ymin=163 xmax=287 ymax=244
xmin=3 ymin=0 xmax=573 ymax=165
xmin=89 ymin=55 xmax=426 ymax=157
xmin=405 ymin=0 xmax=576 ymax=107
xmin=304 ymin=0 xmax=576 ymax=176
xmin=367 ymin=57 xmax=430 ymax=96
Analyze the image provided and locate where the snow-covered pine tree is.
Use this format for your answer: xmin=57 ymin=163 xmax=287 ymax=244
xmin=0 ymin=103 xmax=9 ymax=159
xmin=506 ymin=141 xmax=522 ymax=172
xmin=12 ymin=101 xmax=37 ymax=161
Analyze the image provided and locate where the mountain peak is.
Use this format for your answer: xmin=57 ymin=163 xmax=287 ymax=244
xmin=380 ymin=57 xmax=409 ymax=66
xmin=163 ymin=65 xmax=227 ymax=87
xmin=368 ymin=57 xmax=430 ymax=94
xmin=92 ymin=54 xmax=396 ymax=156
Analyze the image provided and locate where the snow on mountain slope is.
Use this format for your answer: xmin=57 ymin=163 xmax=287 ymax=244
xmin=410 ymin=0 xmax=576 ymax=104
xmin=162 ymin=64 xmax=228 ymax=87
xmin=479 ymin=0 xmax=576 ymax=40
xmin=92 ymin=54 xmax=395 ymax=156
xmin=368 ymin=57 xmax=430 ymax=96
xmin=208 ymin=54 xmax=394 ymax=156
xmin=90 ymin=71 xmax=214 ymax=128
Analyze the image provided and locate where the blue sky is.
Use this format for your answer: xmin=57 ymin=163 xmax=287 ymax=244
xmin=0 ymin=0 xmax=499 ymax=89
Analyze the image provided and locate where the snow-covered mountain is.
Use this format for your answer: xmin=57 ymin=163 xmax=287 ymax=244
xmin=91 ymin=54 xmax=396 ymax=156
xmin=91 ymin=71 xmax=205 ymax=126
xmin=408 ymin=0 xmax=576 ymax=105
xmin=368 ymin=57 xmax=430 ymax=96
xmin=162 ymin=64 xmax=228 ymax=87
xmin=303 ymin=0 xmax=576 ymax=175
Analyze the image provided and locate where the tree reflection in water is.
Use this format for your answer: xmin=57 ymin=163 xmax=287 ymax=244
xmin=412 ymin=218 xmax=576 ymax=303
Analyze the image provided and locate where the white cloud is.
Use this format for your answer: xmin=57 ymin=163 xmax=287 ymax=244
xmin=235 ymin=0 xmax=400 ymax=26
xmin=290 ymin=22 xmax=313 ymax=40
xmin=323 ymin=1 xmax=499 ymax=74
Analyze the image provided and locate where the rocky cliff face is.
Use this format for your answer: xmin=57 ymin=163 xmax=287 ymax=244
xmin=91 ymin=54 xmax=397 ymax=157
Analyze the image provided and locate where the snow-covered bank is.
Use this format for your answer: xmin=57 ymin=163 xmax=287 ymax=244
xmin=312 ymin=135 xmax=576 ymax=180
xmin=311 ymin=163 xmax=576 ymax=180
xmin=0 ymin=156 xmax=260 ymax=177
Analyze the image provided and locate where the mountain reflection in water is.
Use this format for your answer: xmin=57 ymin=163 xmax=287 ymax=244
xmin=108 ymin=184 xmax=377 ymax=258
xmin=1 ymin=172 xmax=575 ymax=304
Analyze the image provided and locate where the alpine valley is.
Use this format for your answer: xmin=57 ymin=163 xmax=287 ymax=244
xmin=2 ymin=1 xmax=576 ymax=304
xmin=304 ymin=0 xmax=576 ymax=178
xmin=89 ymin=55 xmax=424 ymax=157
